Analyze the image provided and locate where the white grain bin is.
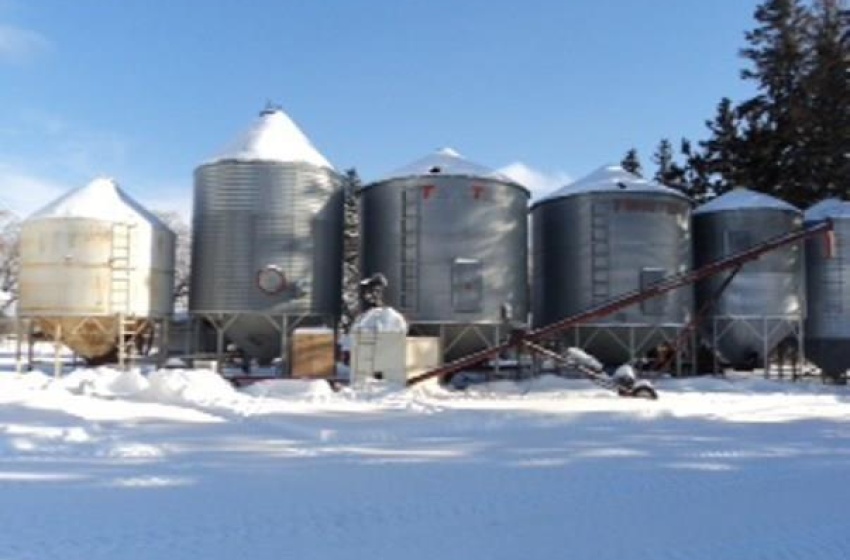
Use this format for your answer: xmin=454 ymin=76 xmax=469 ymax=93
xmin=350 ymin=307 xmax=409 ymax=384
xmin=18 ymin=178 xmax=176 ymax=362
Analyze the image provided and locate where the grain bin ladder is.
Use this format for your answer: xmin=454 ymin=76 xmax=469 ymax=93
xmin=407 ymin=219 xmax=834 ymax=387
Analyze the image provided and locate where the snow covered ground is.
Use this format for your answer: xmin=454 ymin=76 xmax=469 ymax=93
xmin=1 ymin=341 xmax=849 ymax=559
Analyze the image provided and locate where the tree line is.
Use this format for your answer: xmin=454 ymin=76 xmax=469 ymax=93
xmin=622 ymin=0 xmax=849 ymax=209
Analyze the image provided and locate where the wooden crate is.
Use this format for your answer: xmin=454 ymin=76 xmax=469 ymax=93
xmin=291 ymin=329 xmax=335 ymax=379
xmin=405 ymin=336 xmax=442 ymax=379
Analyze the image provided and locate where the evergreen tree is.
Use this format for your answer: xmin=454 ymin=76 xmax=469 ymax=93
xmin=651 ymin=138 xmax=689 ymax=195
xmin=680 ymin=139 xmax=713 ymax=203
xmin=738 ymin=0 xmax=813 ymax=203
xmin=340 ymin=168 xmax=361 ymax=330
xmin=804 ymin=0 xmax=850 ymax=199
xmin=652 ymin=139 xmax=674 ymax=183
xmin=620 ymin=148 xmax=643 ymax=176
xmin=699 ymin=98 xmax=745 ymax=196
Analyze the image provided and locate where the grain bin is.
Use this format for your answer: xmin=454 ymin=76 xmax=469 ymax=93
xmin=359 ymin=148 xmax=529 ymax=360
xmin=531 ymin=165 xmax=692 ymax=366
xmin=804 ymin=199 xmax=850 ymax=381
xmin=693 ymin=188 xmax=803 ymax=370
xmin=18 ymin=178 xmax=175 ymax=362
xmin=190 ymin=106 xmax=343 ymax=366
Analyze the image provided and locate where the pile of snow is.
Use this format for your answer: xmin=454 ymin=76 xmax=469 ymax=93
xmin=350 ymin=306 xmax=408 ymax=333
xmin=241 ymin=378 xmax=339 ymax=401
xmin=143 ymin=368 xmax=246 ymax=409
xmin=57 ymin=367 xmax=150 ymax=398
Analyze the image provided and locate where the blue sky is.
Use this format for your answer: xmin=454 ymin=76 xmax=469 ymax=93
xmin=0 ymin=0 xmax=760 ymax=219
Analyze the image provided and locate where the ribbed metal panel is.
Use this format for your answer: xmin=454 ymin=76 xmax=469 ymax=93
xmin=804 ymin=204 xmax=850 ymax=377
xmin=190 ymin=161 xmax=343 ymax=361
xmin=693 ymin=202 xmax=803 ymax=368
xmin=531 ymin=192 xmax=692 ymax=365
xmin=360 ymin=175 xmax=529 ymax=326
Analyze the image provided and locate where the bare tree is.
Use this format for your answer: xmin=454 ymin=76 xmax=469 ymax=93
xmin=153 ymin=210 xmax=191 ymax=313
xmin=0 ymin=210 xmax=20 ymax=316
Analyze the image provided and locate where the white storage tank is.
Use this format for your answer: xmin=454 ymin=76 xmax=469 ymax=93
xmin=18 ymin=178 xmax=176 ymax=362
xmin=350 ymin=307 xmax=409 ymax=384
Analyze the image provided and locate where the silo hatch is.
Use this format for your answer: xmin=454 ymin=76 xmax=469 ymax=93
xmin=452 ymin=258 xmax=483 ymax=312
xmin=256 ymin=265 xmax=287 ymax=294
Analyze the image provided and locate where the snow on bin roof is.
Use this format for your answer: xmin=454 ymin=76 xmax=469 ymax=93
xmin=350 ymin=307 xmax=408 ymax=334
xmin=26 ymin=177 xmax=168 ymax=228
xmin=369 ymin=148 xmax=524 ymax=189
xmin=694 ymin=187 xmax=799 ymax=215
xmin=206 ymin=105 xmax=333 ymax=169
xmin=805 ymin=198 xmax=850 ymax=221
xmin=533 ymin=164 xmax=687 ymax=207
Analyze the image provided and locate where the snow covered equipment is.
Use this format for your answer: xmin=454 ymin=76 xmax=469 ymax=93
xmin=359 ymin=273 xmax=389 ymax=311
xmin=531 ymin=343 xmax=658 ymax=400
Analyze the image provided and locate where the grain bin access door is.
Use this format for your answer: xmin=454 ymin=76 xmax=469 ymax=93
xmin=452 ymin=258 xmax=483 ymax=313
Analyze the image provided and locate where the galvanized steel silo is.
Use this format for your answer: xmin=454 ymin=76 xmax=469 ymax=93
xmin=804 ymin=199 xmax=850 ymax=381
xmin=190 ymin=106 xmax=343 ymax=364
xmin=531 ymin=165 xmax=692 ymax=366
xmin=18 ymin=178 xmax=175 ymax=363
xmin=692 ymin=188 xmax=803 ymax=369
xmin=359 ymin=148 xmax=529 ymax=359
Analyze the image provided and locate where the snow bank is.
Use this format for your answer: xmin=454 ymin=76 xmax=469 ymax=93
xmin=143 ymin=368 xmax=245 ymax=408
xmin=58 ymin=367 xmax=150 ymax=397
xmin=241 ymin=379 xmax=339 ymax=401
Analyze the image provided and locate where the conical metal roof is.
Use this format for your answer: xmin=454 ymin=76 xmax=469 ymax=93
xmin=805 ymin=198 xmax=850 ymax=221
xmin=27 ymin=177 xmax=168 ymax=228
xmin=375 ymin=148 xmax=517 ymax=184
xmin=694 ymin=187 xmax=799 ymax=215
xmin=206 ymin=105 xmax=333 ymax=169
xmin=533 ymin=164 xmax=687 ymax=207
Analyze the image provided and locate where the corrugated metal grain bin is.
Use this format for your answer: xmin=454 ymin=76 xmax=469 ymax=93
xmin=693 ymin=188 xmax=803 ymax=369
xmin=531 ymin=165 xmax=692 ymax=366
xmin=359 ymin=148 xmax=529 ymax=359
xmin=18 ymin=178 xmax=175 ymax=361
xmin=189 ymin=106 xmax=343 ymax=364
xmin=804 ymin=199 xmax=850 ymax=380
